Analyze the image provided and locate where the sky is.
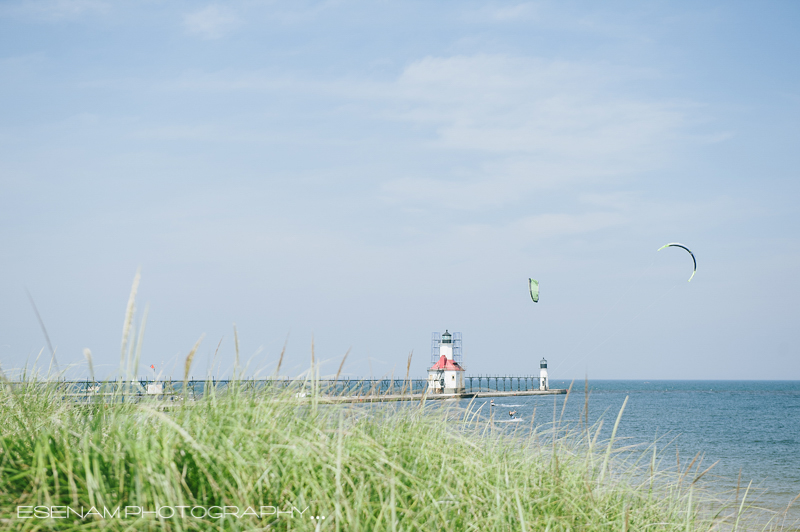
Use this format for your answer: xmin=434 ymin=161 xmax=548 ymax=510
xmin=1 ymin=0 xmax=799 ymax=381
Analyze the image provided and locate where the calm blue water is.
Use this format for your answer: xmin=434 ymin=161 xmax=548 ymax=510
xmin=463 ymin=380 xmax=800 ymax=525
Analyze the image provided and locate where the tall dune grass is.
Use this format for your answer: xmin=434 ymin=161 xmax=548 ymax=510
xmin=0 ymin=274 xmax=791 ymax=531
xmin=0 ymin=374 xmax=781 ymax=532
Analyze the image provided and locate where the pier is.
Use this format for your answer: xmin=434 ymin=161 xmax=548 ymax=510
xmin=9 ymin=375 xmax=566 ymax=403
xmin=314 ymin=388 xmax=567 ymax=404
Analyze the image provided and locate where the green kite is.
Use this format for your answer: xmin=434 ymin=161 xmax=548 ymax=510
xmin=529 ymin=279 xmax=539 ymax=303
xmin=658 ymin=243 xmax=697 ymax=282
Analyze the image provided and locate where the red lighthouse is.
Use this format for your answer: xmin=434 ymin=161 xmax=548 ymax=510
xmin=427 ymin=330 xmax=465 ymax=394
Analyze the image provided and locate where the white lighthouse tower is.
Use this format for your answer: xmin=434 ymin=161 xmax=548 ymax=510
xmin=428 ymin=330 xmax=465 ymax=394
xmin=539 ymin=357 xmax=549 ymax=390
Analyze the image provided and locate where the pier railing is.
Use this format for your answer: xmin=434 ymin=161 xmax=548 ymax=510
xmin=464 ymin=375 xmax=544 ymax=393
xmin=2 ymin=375 xmax=545 ymax=401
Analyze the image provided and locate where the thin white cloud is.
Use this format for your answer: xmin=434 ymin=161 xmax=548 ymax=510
xmin=493 ymin=3 xmax=539 ymax=21
xmin=131 ymin=125 xmax=218 ymax=142
xmin=460 ymin=2 xmax=541 ymax=23
xmin=93 ymin=52 xmax=689 ymax=212
xmin=183 ymin=5 xmax=240 ymax=40
xmin=513 ymin=211 xmax=627 ymax=239
xmin=389 ymin=54 xmax=681 ymax=157
xmin=6 ymin=0 xmax=108 ymax=20
xmin=371 ymin=54 xmax=686 ymax=208
xmin=141 ymin=53 xmax=684 ymax=166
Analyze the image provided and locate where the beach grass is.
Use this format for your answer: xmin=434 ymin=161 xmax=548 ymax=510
xmin=1 ymin=277 xmax=791 ymax=531
xmin=0 ymin=372 xmax=781 ymax=532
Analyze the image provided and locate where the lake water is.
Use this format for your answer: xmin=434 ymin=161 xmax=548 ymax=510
xmin=463 ymin=380 xmax=800 ymax=528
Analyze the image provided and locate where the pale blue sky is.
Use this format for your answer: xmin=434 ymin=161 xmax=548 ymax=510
xmin=1 ymin=1 xmax=798 ymax=380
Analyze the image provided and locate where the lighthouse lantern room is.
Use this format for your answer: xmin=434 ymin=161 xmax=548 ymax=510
xmin=428 ymin=330 xmax=465 ymax=394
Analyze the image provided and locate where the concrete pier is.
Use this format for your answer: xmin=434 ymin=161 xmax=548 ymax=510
xmin=312 ymin=388 xmax=568 ymax=404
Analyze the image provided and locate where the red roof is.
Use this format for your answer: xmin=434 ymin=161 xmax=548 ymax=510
xmin=430 ymin=355 xmax=464 ymax=371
